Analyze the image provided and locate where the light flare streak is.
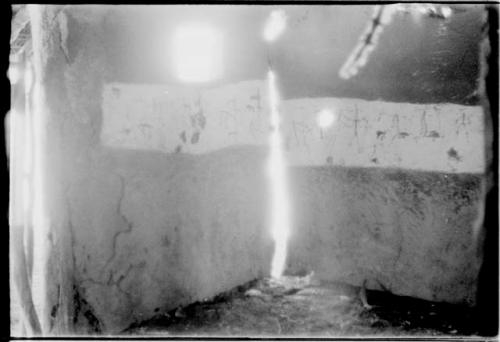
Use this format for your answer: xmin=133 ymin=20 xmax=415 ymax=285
xmin=27 ymin=5 xmax=51 ymax=329
xmin=267 ymin=69 xmax=290 ymax=279
xmin=263 ymin=9 xmax=290 ymax=279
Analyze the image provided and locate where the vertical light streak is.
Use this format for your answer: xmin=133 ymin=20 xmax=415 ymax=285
xmin=23 ymin=63 xmax=33 ymax=217
xmin=9 ymin=109 xmax=23 ymax=225
xmin=30 ymin=69 xmax=50 ymax=331
xmin=263 ymin=9 xmax=290 ymax=279
xmin=27 ymin=5 xmax=51 ymax=329
xmin=267 ymin=69 xmax=290 ymax=279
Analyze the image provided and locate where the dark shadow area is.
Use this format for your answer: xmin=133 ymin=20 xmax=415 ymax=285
xmin=365 ymin=290 xmax=478 ymax=335
xmin=125 ymin=276 xmax=479 ymax=337
xmin=476 ymin=4 xmax=499 ymax=338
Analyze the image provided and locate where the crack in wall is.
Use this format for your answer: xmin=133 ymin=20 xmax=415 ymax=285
xmin=79 ymin=276 xmax=132 ymax=300
xmin=65 ymin=182 xmax=106 ymax=332
xmin=107 ymin=261 xmax=145 ymax=287
xmin=78 ymin=256 xmax=138 ymax=322
xmin=102 ymin=172 xmax=134 ymax=276
xmin=65 ymin=168 xmax=77 ymax=271
xmin=65 ymin=175 xmax=138 ymax=331
xmin=57 ymin=12 xmax=70 ymax=64
xmin=393 ymin=234 xmax=404 ymax=271
xmin=73 ymin=284 xmax=102 ymax=333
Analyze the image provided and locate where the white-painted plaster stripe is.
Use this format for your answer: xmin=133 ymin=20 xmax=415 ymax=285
xmin=101 ymin=82 xmax=485 ymax=174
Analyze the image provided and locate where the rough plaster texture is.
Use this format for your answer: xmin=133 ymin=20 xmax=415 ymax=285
xmin=102 ymin=82 xmax=485 ymax=173
xmin=22 ymin=4 xmax=488 ymax=336
xmin=286 ymin=167 xmax=485 ymax=305
xmin=101 ymin=81 xmax=487 ymax=309
xmin=25 ymin=6 xmax=274 ymax=334
xmin=281 ymin=99 xmax=485 ymax=173
xmin=68 ymin=148 xmax=273 ymax=332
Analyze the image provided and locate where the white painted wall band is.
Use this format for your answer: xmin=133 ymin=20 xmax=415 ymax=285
xmin=101 ymin=81 xmax=485 ymax=174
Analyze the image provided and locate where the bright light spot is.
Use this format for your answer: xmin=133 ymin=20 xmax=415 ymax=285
xmin=171 ymin=24 xmax=223 ymax=83
xmin=380 ymin=4 xmax=399 ymax=25
xmin=263 ymin=10 xmax=287 ymax=42
xmin=267 ymin=69 xmax=290 ymax=279
xmin=8 ymin=65 xmax=22 ymax=85
xmin=417 ymin=5 xmax=429 ymax=15
xmin=441 ymin=6 xmax=452 ymax=18
xmin=316 ymin=109 xmax=336 ymax=129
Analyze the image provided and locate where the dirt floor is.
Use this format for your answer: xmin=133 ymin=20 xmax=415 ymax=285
xmin=126 ymin=274 xmax=480 ymax=337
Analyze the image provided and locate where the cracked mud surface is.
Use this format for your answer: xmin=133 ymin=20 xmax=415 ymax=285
xmin=125 ymin=275 xmax=479 ymax=337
